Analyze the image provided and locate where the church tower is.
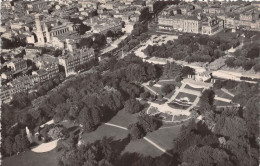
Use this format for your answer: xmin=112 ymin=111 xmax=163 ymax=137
xmin=35 ymin=14 xmax=45 ymax=46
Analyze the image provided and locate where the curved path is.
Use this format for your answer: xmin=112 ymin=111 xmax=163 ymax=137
xmin=104 ymin=123 xmax=173 ymax=157
xmin=31 ymin=140 xmax=58 ymax=153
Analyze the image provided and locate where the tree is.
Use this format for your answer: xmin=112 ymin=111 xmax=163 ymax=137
xmin=3 ymin=136 xmax=14 ymax=156
xmin=253 ymin=63 xmax=260 ymax=72
xmin=199 ymin=89 xmax=215 ymax=114
xmin=243 ymin=96 xmax=260 ymax=137
xmin=128 ymin=123 xmax=145 ymax=139
xmin=48 ymin=126 xmax=65 ymax=140
xmin=78 ymin=24 xmax=91 ymax=35
xmin=39 ymin=124 xmax=53 ymax=142
xmin=137 ymin=114 xmax=161 ymax=133
xmin=181 ymin=66 xmax=195 ymax=77
xmin=140 ymin=91 xmax=150 ymax=99
xmin=106 ymin=30 xmax=114 ymax=38
xmin=78 ymin=107 xmax=95 ymax=132
xmin=182 ymin=145 xmax=232 ymax=166
xmin=161 ymin=84 xmax=175 ymax=95
xmin=124 ymin=98 xmax=142 ymax=114
xmin=242 ymin=60 xmax=255 ymax=71
xmin=94 ymin=34 xmax=107 ymax=48
xmin=149 ymin=81 xmax=155 ymax=86
xmin=13 ymin=134 xmax=30 ymax=153
xmin=78 ymin=37 xmax=93 ymax=48
xmin=247 ymin=46 xmax=260 ymax=59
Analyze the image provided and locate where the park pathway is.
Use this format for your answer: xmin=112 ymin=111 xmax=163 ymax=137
xmin=142 ymin=82 xmax=158 ymax=95
xmin=104 ymin=123 xmax=173 ymax=157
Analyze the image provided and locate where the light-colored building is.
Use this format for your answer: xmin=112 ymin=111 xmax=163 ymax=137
xmin=195 ymin=71 xmax=212 ymax=82
xmin=1 ymin=71 xmax=12 ymax=80
xmin=34 ymin=14 xmax=80 ymax=47
xmin=58 ymin=48 xmax=95 ymax=77
xmin=87 ymin=16 xmax=122 ymax=34
xmin=202 ymin=17 xmax=224 ymax=35
xmin=203 ymin=7 xmax=224 ymax=15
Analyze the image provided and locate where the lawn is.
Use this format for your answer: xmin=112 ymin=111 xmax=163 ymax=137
xmin=81 ymin=124 xmax=128 ymax=145
xmin=214 ymin=100 xmax=232 ymax=106
xmin=168 ymin=102 xmax=190 ymax=110
xmin=146 ymin=125 xmax=181 ymax=150
xmin=147 ymin=85 xmax=162 ymax=95
xmin=184 ymin=84 xmax=204 ymax=92
xmin=81 ymin=110 xmax=138 ymax=144
xmin=122 ymin=138 xmax=163 ymax=157
xmin=158 ymin=80 xmax=182 ymax=87
xmin=165 ymin=90 xmax=175 ymax=99
xmin=215 ymin=89 xmax=233 ymax=100
xmin=175 ymin=92 xmax=197 ymax=103
xmin=2 ymin=148 xmax=60 ymax=166
xmin=108 ymin=110 xmax=139 ymax=128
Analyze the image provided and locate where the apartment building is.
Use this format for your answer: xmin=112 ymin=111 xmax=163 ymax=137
xmin=58 ymin=48 xmax=95 ymax=77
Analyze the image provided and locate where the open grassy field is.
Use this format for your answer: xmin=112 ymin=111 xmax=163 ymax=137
xmin=2 ymin=149 xmax=60 ymax=166
xmin=122 ymin=138 xmax=163 ymax=157
xmin=108 ymin=110 xmax=139 ymax=128
xmin=146 ymin=126 xmax=181 ymax=150
xmin=81 ymin=124 xmax=129 ymax=145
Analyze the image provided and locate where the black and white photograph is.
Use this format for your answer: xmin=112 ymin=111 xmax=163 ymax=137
xmin=0 ymin=0 xmax=260 ymax=166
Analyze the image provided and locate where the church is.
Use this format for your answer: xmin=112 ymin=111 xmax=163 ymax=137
xmin=33 ymin=14 xmax=80 ymax=49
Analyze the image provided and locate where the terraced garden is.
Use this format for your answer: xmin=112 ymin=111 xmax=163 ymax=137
xmin=175 ymin=92 xmax=197 ymax=103
xmin=184 ymin=84 xmax=204 ymax=92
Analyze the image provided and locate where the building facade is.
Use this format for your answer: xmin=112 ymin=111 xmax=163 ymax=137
xmin=58 ymin=48 xmax=95 ymax=77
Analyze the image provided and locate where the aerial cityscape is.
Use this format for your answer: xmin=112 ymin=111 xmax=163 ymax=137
xmin=0 ymin=0 xmax=260 ymax=166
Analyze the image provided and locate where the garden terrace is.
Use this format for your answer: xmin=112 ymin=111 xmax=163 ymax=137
xmin=168 ymin=102 xmax=191 ymax=110
xmin=175 ymin=92 xmax=197 ymax=103
xmin=184 ymin=84 xmax=204 ymax=92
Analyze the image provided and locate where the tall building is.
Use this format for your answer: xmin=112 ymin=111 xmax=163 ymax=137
xmin=58 ymin=48 xmax=95 ymax=77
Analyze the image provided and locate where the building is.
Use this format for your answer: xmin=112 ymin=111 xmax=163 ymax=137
xmin=195 ymin=71 xmax=212 ymax=82
xmin=34 ymin=14 xmax=80 ymax=47
xmin=1 ymin=71 xmax=12 ymax=80
xmin=27 ymin=1 xmax=49 ymax=13
xmin=0 ymin=86 xmax=12 ymax=103
xmin=87 ymin=16 xmax=122 ymax=34
xmin=202 ymin=17 xmax=224 ymax=35
xmin=5 ymin=75 xmax=40 ymax=98
xmin=25 ymin=45 xmax=43 ymax=55
xmin=58 ymin=48 xmax=95 ymax=77
xmin=32 ymin=54 xmax=60 ymax=82
xmin=203 ymin=6 xmax=224 ymax=15
xmin=7 ymin=58 xmax=27 ymax=72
